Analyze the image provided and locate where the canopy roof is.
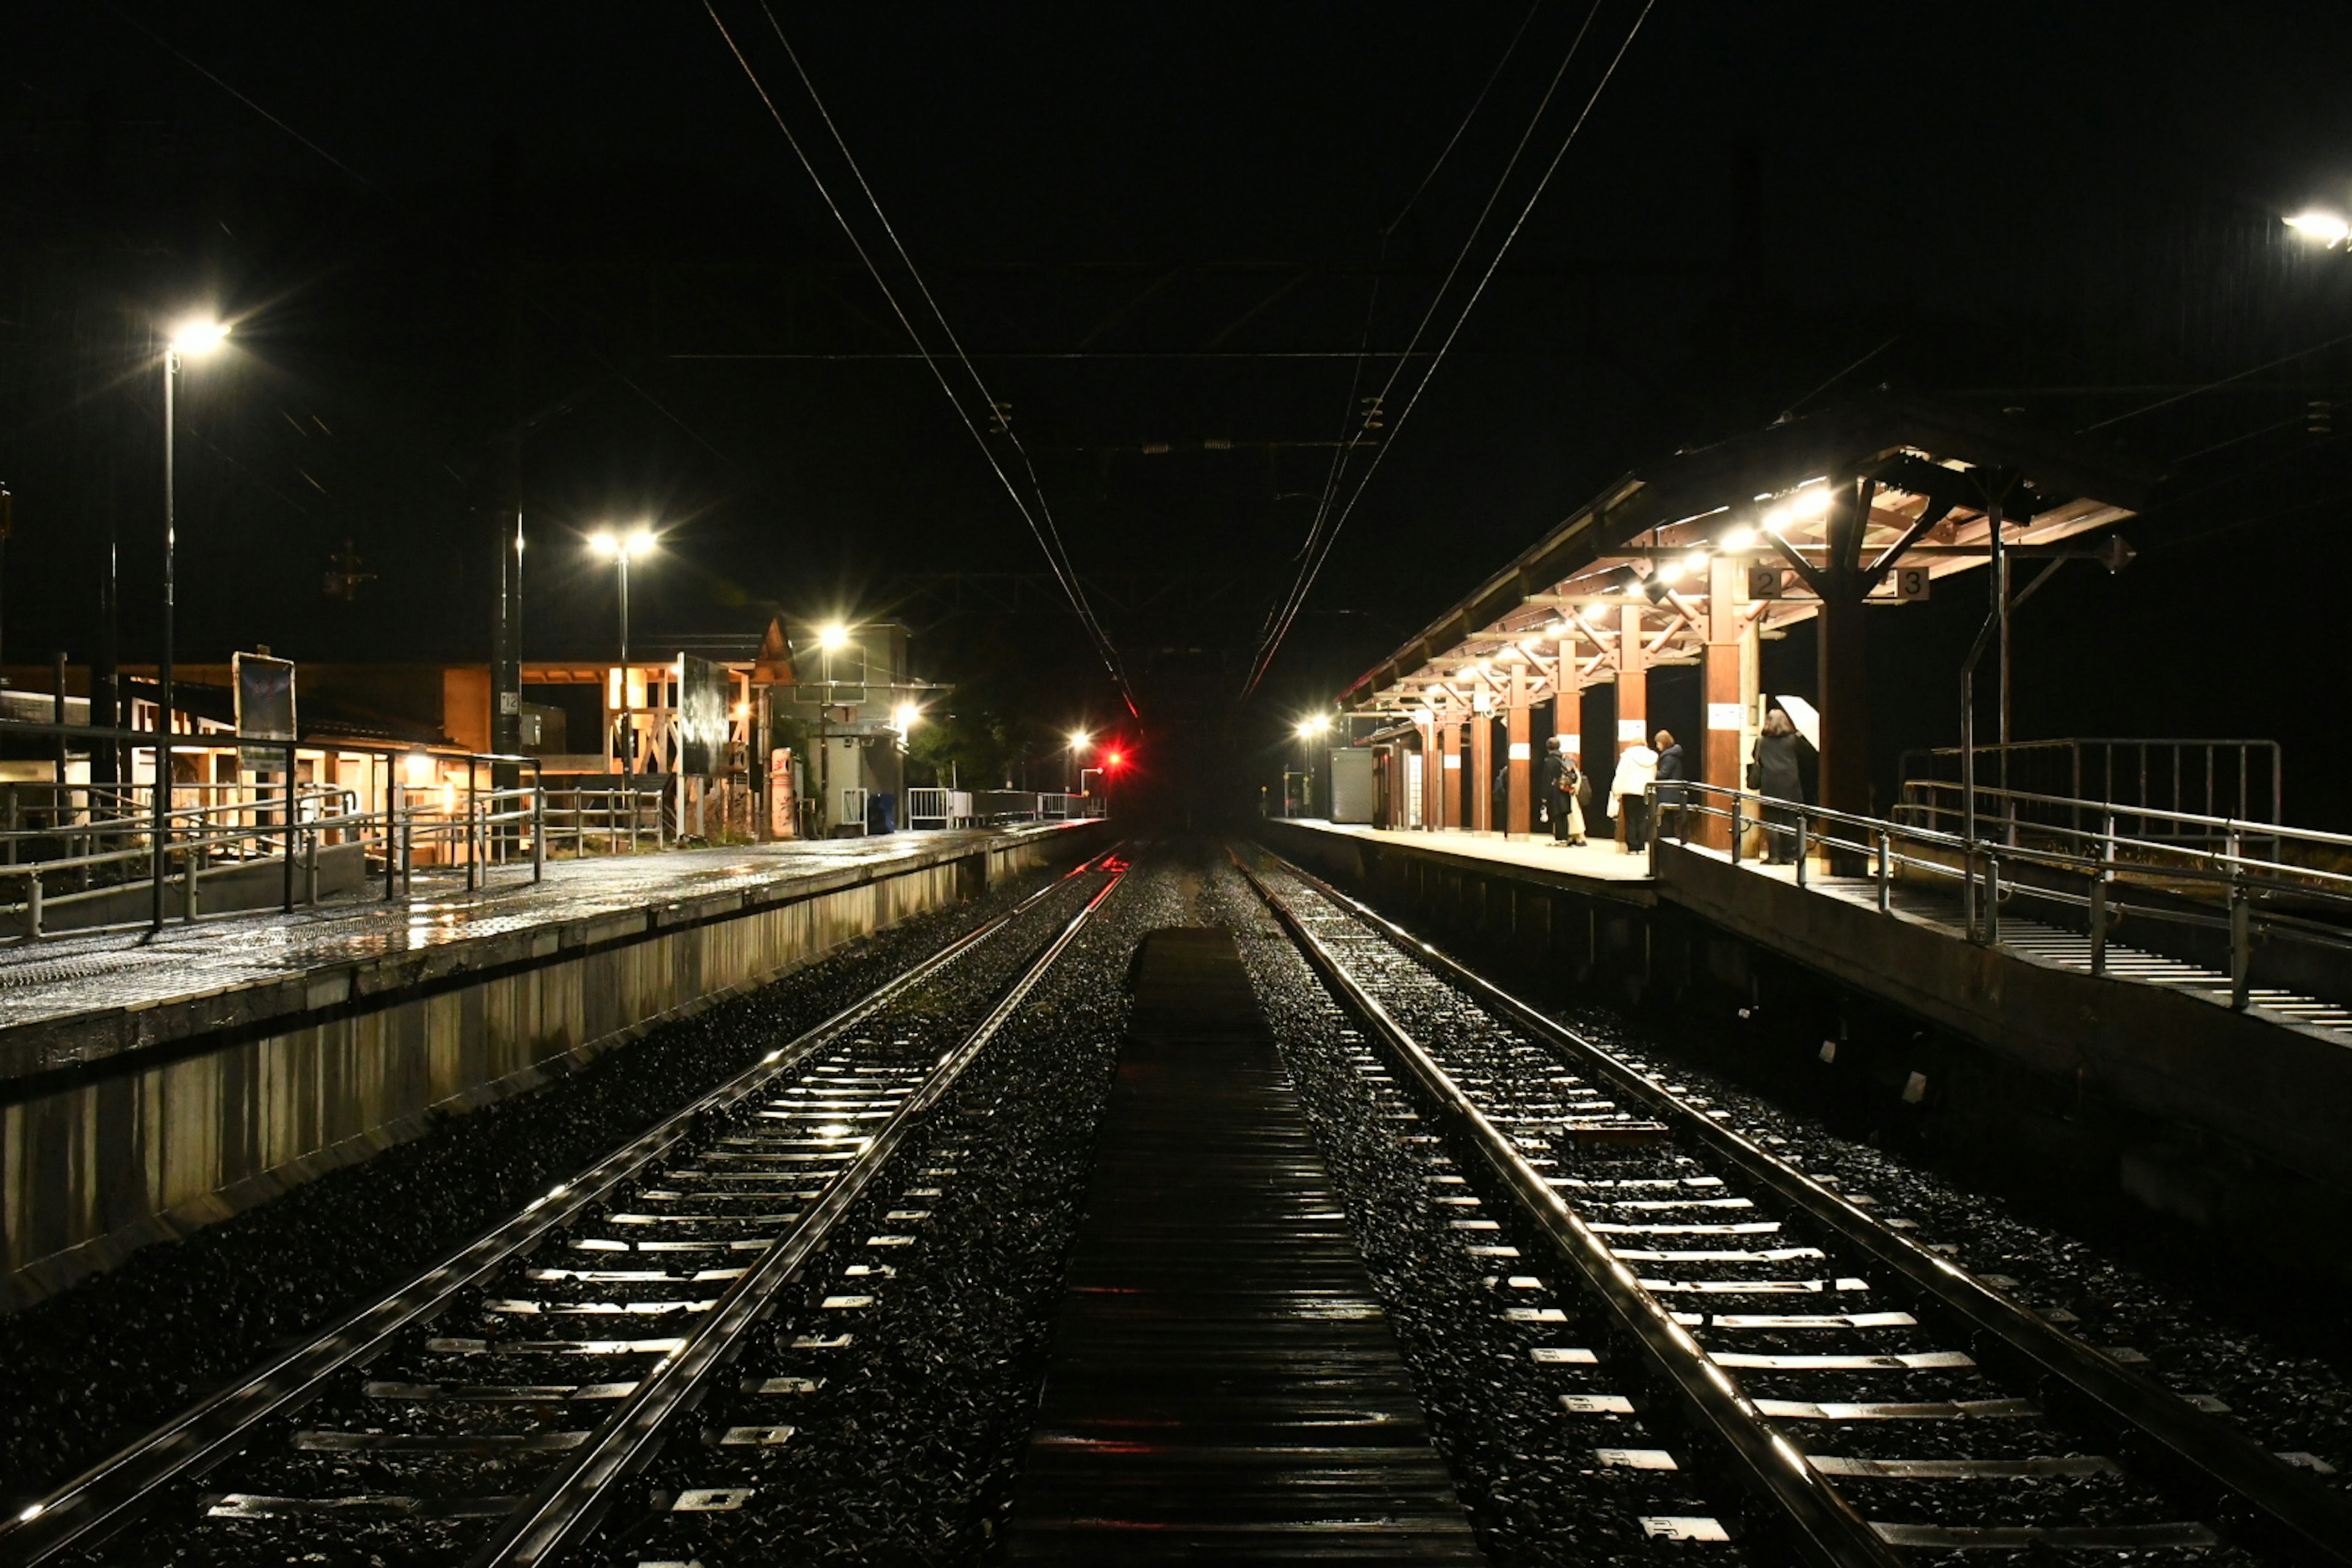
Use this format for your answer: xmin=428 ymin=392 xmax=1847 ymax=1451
xmin=1340 ymin=395 xmax=2160 ymax=720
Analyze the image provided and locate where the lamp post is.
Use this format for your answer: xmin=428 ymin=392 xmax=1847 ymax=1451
xmin=153 ymin=317 xmax=227 ymax=929
xmin=1066 ymin=729 xmax=1091 ymax=794
xmin=589 ymin=527 xmax=656 ymax=782
xmin=1295 ymin=713 xmax=1331 ymax=816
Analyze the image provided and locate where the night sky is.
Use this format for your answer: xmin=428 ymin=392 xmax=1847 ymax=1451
xmin=5 ymin=2 xmax=2350 ymax=823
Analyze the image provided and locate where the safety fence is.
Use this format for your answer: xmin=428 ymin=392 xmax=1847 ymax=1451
xmin=905 ymin=788 xmax=1101 ymax=829
xmin=1665 ymin=779 xmax=2352 ymax=1012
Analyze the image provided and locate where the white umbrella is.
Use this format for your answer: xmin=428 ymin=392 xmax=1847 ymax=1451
xmin=1771 ymin=694 xmax=1820 ymax=750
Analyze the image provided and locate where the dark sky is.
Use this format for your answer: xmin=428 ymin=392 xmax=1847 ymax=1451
xmin=6 ymin=2 xmax=2351 ymax=819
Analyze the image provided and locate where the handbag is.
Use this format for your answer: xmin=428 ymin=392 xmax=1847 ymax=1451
xmin=1745 ymin=761 xmax=1760 ymax=789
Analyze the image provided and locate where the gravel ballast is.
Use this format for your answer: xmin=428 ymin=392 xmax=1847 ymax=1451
xmin=0 ymin=858 xmax=1079 ymax=1511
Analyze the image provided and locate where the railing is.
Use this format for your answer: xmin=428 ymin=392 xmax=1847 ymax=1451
xmin=0 ymin=714 xmax=556 ymax=940
xmin=1898 ymin=739 xmax=2282 ymax=849
xmin=968 ymin=790 xmax=1101 ymax=825
xmin=1665 ymin=779 xmax=2352 ymax=1014
xmin=537 ymin=785 xmax=667 ymax=859
xmin=905 ymin=787 xmax=976 ymax=829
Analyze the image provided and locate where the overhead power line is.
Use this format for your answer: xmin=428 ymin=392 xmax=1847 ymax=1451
xmin=1242 ymin=0 xmax=1660 ymax=700
xmin=1253 ymin=0 xmax=1548 ymax=686
xmin=703 ymin=1 xmax=1136 ymax=712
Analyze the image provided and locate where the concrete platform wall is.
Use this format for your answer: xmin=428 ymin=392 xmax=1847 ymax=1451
xmin=1 ymin=827 xmax=1101 ymax=1308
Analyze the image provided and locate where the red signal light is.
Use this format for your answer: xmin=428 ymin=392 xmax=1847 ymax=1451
xmin=1105 ymin=750 xmax=1126 ymax=769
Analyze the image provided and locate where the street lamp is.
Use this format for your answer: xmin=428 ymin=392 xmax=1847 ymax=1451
xmin=589 ymin=527 xmax=656 ymax=778
xmin=154 ymin=316 xmax=228 ymax=929
xmin=1294 ymin=714 xmax=1331 ymax=817
xmin=2285 ymin=210 xmax=2350 ymax=247
xmin=1066 ymin=729 xmax=1091 ymax=793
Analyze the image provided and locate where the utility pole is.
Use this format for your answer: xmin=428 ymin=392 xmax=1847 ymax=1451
xmin=489 ymin=132 xmax=525 ymax=762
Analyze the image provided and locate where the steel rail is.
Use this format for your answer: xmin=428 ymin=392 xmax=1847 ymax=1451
xmin=1232 ymin=852 xmax=1901 ymax=1568
xmin=0 ymin=848 xmax=1122 ymax=1566
xmin=477 ymin=854 xmax=1129 ymax=1566
xmin=1253 ymin=843 xmax=2352 ymax=1568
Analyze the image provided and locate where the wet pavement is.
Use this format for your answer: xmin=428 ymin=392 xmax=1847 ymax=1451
xmin=0 ymin=829 xmax=1063 ymax=1037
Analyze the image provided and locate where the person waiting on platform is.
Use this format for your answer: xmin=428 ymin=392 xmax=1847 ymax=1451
xmin=1751 ymin=707 xmax=1806 ymax=864
xmin=1653 ymin=729 xmax=1686 ymax=844
xmin=1539 ymin=736 xmax=1585 ymax=847
xmin=1614 ymin=737 xmax=1659 ymax=853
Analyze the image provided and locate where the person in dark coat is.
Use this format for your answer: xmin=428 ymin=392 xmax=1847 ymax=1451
xmin=1751 ymin=708 xmax=1805 ymax=864
xmin=1491 ymin=758 xmax=1510 ymax=835
xmin=1537 ymin=736 xmax=1571 ymax=843
xmin=1653 ymin=729 xmax=1686 ymax=844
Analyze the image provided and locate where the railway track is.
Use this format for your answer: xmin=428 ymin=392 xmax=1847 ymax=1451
xmin=1237 ymin=844 xmax=2352 ymax=1566
xmin=1 ymin=847 xmax=1128 ymax=1568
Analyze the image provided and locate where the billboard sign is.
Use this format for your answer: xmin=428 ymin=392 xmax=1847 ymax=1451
xmin=676 ymin=654 xmax=730 ymax=778
xmin=234 ymin=652 xmax=297 ymax=772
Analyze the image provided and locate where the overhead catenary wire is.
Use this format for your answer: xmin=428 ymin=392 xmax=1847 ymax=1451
xmin=1256 ymin=0 xmax=1548 ymax=664
xmin=704 ymin=1 xmax=1136 ymax=712
xmin=2077 ymin=323 xmax=2352 ymax=434
xmin=755 ymin=3 xmax=1118 ymax=676
xmin=1245 ymin=0 xmax=1657 ymax=699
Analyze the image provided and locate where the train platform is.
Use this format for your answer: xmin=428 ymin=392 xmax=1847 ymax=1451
xmin=1 ymin=820 xmax=1108 ymax=1309
xmin=1268 ymin=820 xmax=1655 ymax=901
xmin=0 ymin=825 xmax=1083 ymax=1079
xmin=1262 ymin=812 xmax=2352 ymax=1255
xmin=1007 ymin=925 xmax=1482 ymax=1562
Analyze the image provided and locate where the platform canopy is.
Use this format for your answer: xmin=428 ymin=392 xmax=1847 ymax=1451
xmin=1336 ymin=394 xmax=2162 ymax=821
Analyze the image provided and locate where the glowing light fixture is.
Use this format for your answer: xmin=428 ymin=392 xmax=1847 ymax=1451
xmin=2286 ymin=210 xmax=2350 ymax=246
xmin=1719 ymin=524 xmax=1760 ymax=551
xmin=588 ymin=527 xmax=653 ymax=560
xmin=1069 ymin=729 xmax=1092 ymax=752
xmin=893 ymin=702 xmax=920 ymax=732
xmin=1297 ymin=714 xmax=1332 ymax=739
xmin=402 ymin=751 xmax=434 ymax=788
xmin=818 ymin=623 xmax=850 ymax=651
xmin=168 ymin=317 xmax=228 ymax=356
xmin=1684 ymin=549 xmax=1710 ymax=573
xmin=1656 ymin=559 xmax=1686 ymax=586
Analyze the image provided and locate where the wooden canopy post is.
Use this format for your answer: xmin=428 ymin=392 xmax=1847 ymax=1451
xmin=1702 ymin=555 xmax=1756 ymax=850
xmin=1613 ymin=603 xmax=1648 ymax=760
xmin=1469 ymin=698 xmax=1494 ymax=832
xmin=1816 ymin=477 xmax=1877 ymax=820
xmin=1553 ymin=629 xmax=1584 ymax=772
xmin=1430 ymin=724 xmax=1449 ymax=832
xmin=1505 ymin=670 xmax=1532 ymax=837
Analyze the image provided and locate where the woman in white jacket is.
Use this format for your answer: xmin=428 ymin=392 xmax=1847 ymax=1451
xmin=1613 ymin=742 xmax=1658 ymax=852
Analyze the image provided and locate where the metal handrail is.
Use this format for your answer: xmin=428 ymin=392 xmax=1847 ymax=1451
xmin=1664 ymin=780 xmax=2352 ymax=1012
xmin=1895 ymin=778 xmax=2348 ymax=856
xmin=0 ymin=784 xmax=567 ymax=938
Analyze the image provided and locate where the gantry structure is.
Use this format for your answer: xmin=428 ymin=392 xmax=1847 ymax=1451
xmin=1337 ymin=395 xmax=2159 ymax=840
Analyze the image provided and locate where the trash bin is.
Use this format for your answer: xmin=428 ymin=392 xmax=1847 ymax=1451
xmin=865 ymin=791 xmax=897 ymax=835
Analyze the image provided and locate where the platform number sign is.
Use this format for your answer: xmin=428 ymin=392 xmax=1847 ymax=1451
xmin=1746 ymin=564 xmax=1785 ymax=599
xmin=1893 ymin=566 xmax=1930 ymax=601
